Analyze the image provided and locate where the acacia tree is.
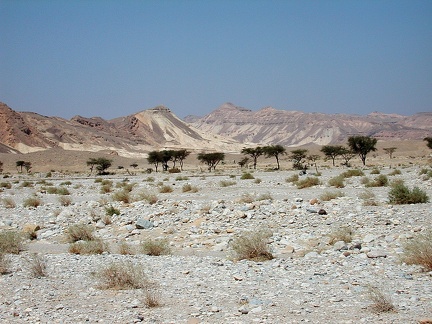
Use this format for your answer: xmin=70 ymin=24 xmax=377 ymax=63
xmin=16 ymin=160 xmax=25 ymax=173
xmin=147 ymin=151 xmax=163 ymax=172
xmin=383 ymin=147 xmax=397 ymax=159
xmin=0 ymin=161 xmax=3 ymax=173
xmin=174 ymin=149 xmax=191 ymax=171
xmin=307 ymin=154 xmax=320 ymax=174
xmin=86 ymin=158 xmax=98 ymax=173
xmin=347 ymin=135 xmax=377 ymax=166
xmin=339 ymin=147 xmax=355 ymax=167
xmin=241 ymin=147 xmax=263 ymax=169
xmin=263 ymin=145 xmax=286 ymax=170
xmin=320 ymin=145 xmax=344 ymax=166
xmin=424 ymin=137 xmax=432 ymax=150
xmin=95 ymin=158 xmax=112 ymax=175
xmin=23 ymin=161 xmax=32 ymax=173
xmin=289 ymin=149 xmax=308 ymax=170
xmin=238 ymin=157 xmax=250 ymax=168
xmin=197 ymin=152 xmax=225 ymax=171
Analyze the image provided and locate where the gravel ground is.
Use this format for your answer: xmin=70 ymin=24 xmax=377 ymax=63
xmin=0 ymin=166 xmax=431 ymax=323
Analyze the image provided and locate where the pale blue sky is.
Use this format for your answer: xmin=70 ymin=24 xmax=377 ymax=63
xmin=1 ymin=0 xmax=431 ymax=119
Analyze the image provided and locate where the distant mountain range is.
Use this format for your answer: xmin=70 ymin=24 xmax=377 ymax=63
xmin=0 ymin=101 xmax=430 ymax=156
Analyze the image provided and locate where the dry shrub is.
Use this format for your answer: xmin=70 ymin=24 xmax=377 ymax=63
xmin=257 ymin=192 xmax=273 ymax=201
xmin=96 ymin=261 xmax=149 ymax=289
xmin=388 ymin=169 xmax=401 ymax=176
xmin=388 ymin=181 xmax=429 ymax=205
xmin=402 ymin=230 xmax=432 ymax=270
xmin=112 ymin=190 xmax=131 ymax=203
xmin=47 ymin=186 xmax=70 ymax=195
xmin=141 ymin=239 xmax=171 ymax=256
xmin=370 ymin=168 xmax=381 ymax=175
xmin=240 ymin=172 xmax=255 ymax=180
xmin=119 ymin=241 xmax=135 ymax=255
xmin=320 ymin=190 xmax=345 ymax=201
xmin=328 ymin=175 xmax=345 ymax=188
xmin=296 ymin=177 xmax=320 ymax=189
xmin=341 ymin=169 xmax=364 ymax=178
xmin=175 ymin=175 xmax=189 ymax=181
xmin=65 ymin=224 xmax=95 ymax=243
xmin=0 ymin=182 xmax=12 ymax=189
xmin=254 ymin=178 xmax=262 ymax=184
xmin=230 ymin=230 xmax=273 ymax=261
xmin=26 ymin=253 xmax=47 ymax=278
xmin=328 ymin=226 xmax=353 ymax=244
xmin=143 ymin=286 xmax=162 ymax=308
xmin=182 ymin=183 xmax=199 ymax=193
xmin=136 ymin=191 xmax=158 ymax=204
xmin=69 ymin=239 xmax=106 ymax=255
xmin=100 ymin=184 xmax=113 ymax=194
xmin=58 ymin=196 xmax=72 ymax=206
xmin=23 ymin=196 xmax=42 ymax=208
xmin=220 ymin=180 xmax=236 ymax=187
xmin=2 ymin=197 xmax=16 ymax=208
xmin=0 ymin=230 xmax=24 ymax=254
xmin=366 ymin=174 xmax=389 ymax=187
xmin=285 ymin=174 xmax=299 ymax=183
xmin=0 ymin=253 xmax=10 ymax=274
xmin=105 ymin=205 xmax=120 ymax=217
xmin=159 ymin=185 xmax=173 ymax=193
xmin=366 ymin=286 xmax=396 ymax=313
xmin=359 ymin=189 xmax=378 ymax=206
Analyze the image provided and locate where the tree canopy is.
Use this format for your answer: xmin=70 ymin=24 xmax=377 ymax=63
xmin=347 ymin=135 xmax=377 ymax=166
xmin=263 ymin=145 xmax=286 ymax=170
xmin=320 ymin=145 xmax=344 ymax=166
xmin=197 ymin=152 xmax=225 ymax=171
xmin=241 ymin=147 xmax=263 ymax=169
xmin=289 ymin=149 xmax=308 ymax=170
xmin=424 ymin=137 xmax=432 ymax=150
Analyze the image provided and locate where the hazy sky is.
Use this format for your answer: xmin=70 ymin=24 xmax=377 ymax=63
xmin=1 ymin=0 xmax=431 ymax=119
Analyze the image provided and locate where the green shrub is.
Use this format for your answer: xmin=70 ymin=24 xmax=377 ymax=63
xmin=230 ymin=230 xmax=273 ymax=261
xmin=240 ymin=172 xmax=255 ymax=180
xmin=320 ymin=190 xmax=345 ymax=201
xmin=105 ymin=205 xmax=120 ymax=216
xmin=94 ymin=178 xmax=103 ymax=183
xmin=402 ymin=230 xmax=432 ymax=270
xmin=95 ymin=261 xmax=149 ymax=289
xmin=60 ymin=181 xmax=72 ymax=186
xmin=140 ymin=239 xmax=171 ymax=256
xmin=219 ymin=180 xmax=236 ymax=187
xmin=328 ymin=175 xmax=345 ymax=188
xmin=296 ymin=177 xmax=320 ymax=189
xmin=366 ymin=175 xmax=388 ymax=187
xmin=65 ymin=224 xmax=95 ymax=243
xmin=254 ymin=178 xmax=262 ymax=184
xmin=168 ymin=168 xmax=181 ymax=173
xmin=0 ymin=182 xmax=11 ymax=189
xmin=388 ymin=182 xmax=429 ymax=204
xmin=69 ymin=239 xmax=106 ymax=255
xmin=175 ymin=175 xmax=189 ymax=181
xmin=0 ymin=231 xmax=24 ymax=254
xmin=23 ymin=197 xmax=43 ymax=208
xmin=419 ymin=168 xmax=432 ymax=180
xmin=370 ymin=168 xmax=380 ymax=174
xmin=388 ymin=169 xmax=401 ymax=176
xmin=341 ymin=169 xmax=364 ymax=178
xmin=47 ymin=186 xmax=70 ymax=195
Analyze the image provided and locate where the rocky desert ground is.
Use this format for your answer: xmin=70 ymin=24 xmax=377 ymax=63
xmin=0 ymin=155 xmax=432 ymax=323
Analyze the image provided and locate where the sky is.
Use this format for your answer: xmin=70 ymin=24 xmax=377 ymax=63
xmin=1 ymin=0 xmax=431 ymax=119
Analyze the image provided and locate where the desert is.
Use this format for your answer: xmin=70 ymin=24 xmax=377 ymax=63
xmin=0 ymin=149 xmax=431 ymax=323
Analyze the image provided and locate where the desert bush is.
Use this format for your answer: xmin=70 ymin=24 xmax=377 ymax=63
xmin=401 ymin=230 xmax=432 ymax=270
xmin=254 ymin=178 xmax=262 ymax=184
xmin=112 ymin=190 xmax=131 ymax=203
xmin=168 ymin=168 xmax=181 ymax=173
xmin=296 ymin=177 xmax=320 ymax=189
xmin=26 ymin=253 xmax=47 ymax=278
xmin=388 ymin=169 xmax=401 ymax=176
xmin=69 ymin=239 xmax=106 ymax=255
xmin=100 ymin=184 xmax=113 ymax=194
xmin=2 ymin=197 xmax=16 ymax=208
xmin=328 ymin=175 xmax=345 ymax=188
xmin=285 ymin=174 xmax=299 ymax=183
xmin=220 ymin=180 xmax=236 ymax=187
xmin=365 ymin=174 xmax=388 ymax=187
xmin=240 ymin=172 xmax=255 ymax=180
xmin=159 ymin=185 xmax=173 ymax=193
xmin=175 ymin=175 xmax=189 ymax=181
xmin=328 ymin=226 xmax=353 ymax=244
xmin=47 ymin=186 xmax=70 ymax=195
xmin=419 ymin=168 xmax=432 ymax=180
xmin=144 ymin=176 xmax=155 ymax=182
xmin=0 ymin=231 xmax=24 ymax=254
xmin=58 ymin=195 xmax=72 ymax=206
xmin=95 ymin=261 xmax=149 ymax=289
xmin=20 ymin=181 xmax=34 ymax=188
xmin=320 ymin=190 xmax=345 ymax=201
xmin=119 ymin=241 xmax=135 ymax=255
xmin=143 ymin=286 xmax=162 ymax=308
xmin=182 ymin=183 xmax=199 ymax=193
xmin=140 ymin=239 xmax=171 ymax=256
xmin=370 ymin=168 xmax=380 ymax=174
xmin=366 ymin=286 xmax=396 ymax=313
xmin=65 ymin=224 xmax=95 ymax=243
xmin=94 ymin=178 xmax=103 ymax=183
xmin=341 ymin=169 xmax=364 ymax=178
xmin=388 ymin=182 xmax=429 ymax=204
xmin=0 ymin=182 xmax=11 ymax=189
xmin=238 ymin=193 xmax=254 ymax=203
xmin=23 ymin=196 xmax=42 ymax=208
xmin=359 ymin=189 xmax=378 ymax=206
xmin=230 ymin=229 xmax=273 ymax=261
xmin=0 ymin=253 xmax=10 ymax=274
xmin=116 ymin=182 xmax=135 ymax=192
xmin=60 ymin=181 xmax=72 ymax=186
xmin=136 ymin=191 xmax=158 ymax=204
xmin=105 ymin=205 xmax=120 ymax=216
xmin=257 ymin=192 xmax=273 ymax=201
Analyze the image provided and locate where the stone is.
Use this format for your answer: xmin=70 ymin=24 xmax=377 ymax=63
xmin=333 ymin=241 xmax=347 ymax=251
xmin=318 ymin=209 xmax=327 ymax=215
xmin=135 ymin=219 xmax=153 ymax=229
xmin=367 ymin=250 xmax=388 ymax=258
xmin=363 ymin=234 xmax=376 ymax=243
xmin=310 ymin=198 xmax=319 ymax=205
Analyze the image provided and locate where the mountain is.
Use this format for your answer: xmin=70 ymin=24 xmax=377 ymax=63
xmin=184 ymin=102 xmax=432 ymax=146
xmin=0 ymin=102 xmax=241 ymax=156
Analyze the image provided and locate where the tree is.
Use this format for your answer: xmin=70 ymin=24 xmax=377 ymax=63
xmin=161 ymin=150 xmax=174 ymax=171
xmin=95 ymin=158 xmax=112 ymax=175
xmin=174 ymin=149 xmax=190 ymax=171
xmin=347 ymin=135 xmax=377 ymax=166
xmin=238 ymin=157 xmax=250 ymax=168
xmin=16 ymin=160 xmax=25 ymax=173
xmin=23 ymin=161 xmax=32 ymax=173
xmin=86 ymin=158 xmax=98 ymax=173
xmin=0 ymin=161 xmax=3 ymax=173
xmin=289 ymin=149 xmax=308 ymax=170
xmin=197 ymin=152 xmax=225 ymax=171
xmin=320 ymin=145 xmax=344 ymax=166
xmin=130 ymin=163 xmax=138 ymax=169
xmin=307 ymin=154 xmax=320 ymax=174
xmin=263 ymin=145 xmax=286 ymax=170
xmin=241 ymin=147 xmax=263 ymax=169
xmin=339 ymin=147 xmax=355 ymax=167
xmin=147 ymin=151 xmax=163 ymax=172
xmin=383 ymin=147 xmax=397 ymax=159
xmin=424 ymin=137 xmax=432 ymax=150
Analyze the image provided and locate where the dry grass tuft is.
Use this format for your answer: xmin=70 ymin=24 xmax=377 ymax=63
xmin=328 ymin=226 xmax=354 ymax=244
xmin=341 ymin=169 xmax=364 ymax=178
xmin=141 ymin=239 xmax=171 ymax=256
xmin=230 ymin=229 xmax=274 ymax=261
xmin=2 ymin=197 xmax=16 ymax=208
xmin=69 ymin=239 xmax=106 ymax=255
xmin=182 ymin=183 xmax=199 ymax=193
xmin=320 ymin=190 xmax=345 ymax=201
xmin=96 ymin=261 xmax=149 ymax=290
xmin=219 ymin=180 xmax=236 ymax=187
xmin=285 ymin=174 xmax=299 ymax=183
xmin=0 ymin=230 xmax=24 ymax=254
xmin=240 ymin=172 xmax=255 ymax=180
xmin=23 ymin=196 xmax=43 ymax=208
xmin=118 ymin=241 xmax=135 ymax=255
xmin=143 ymin=286 xmax=162 ymax=308
xmin=26 ymin=253 xmax=47 ymax=278
xmin=296 ymin=177 xmax=320 ymax=189
xmin=0 ymin=253 xmax=10 ymax=274
xmin=359 ymin=189 xmax=378 ymax=206
xmin=58 ymin=195 xmax=72 ymax=206
xmin=112 ymin=190 xmax=131 ymax=203
xmin=401 ymin=230 xmax=432 ymax=270
xmin=159 ymin=185 xmax=173 ymax=193
xmin=65 ymin=224 xmax=95 ymax=243
xmin=366 ymin=286 xmax=396 ymax=313
xmin=328 ymin=175 xmax=345 ymax=188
